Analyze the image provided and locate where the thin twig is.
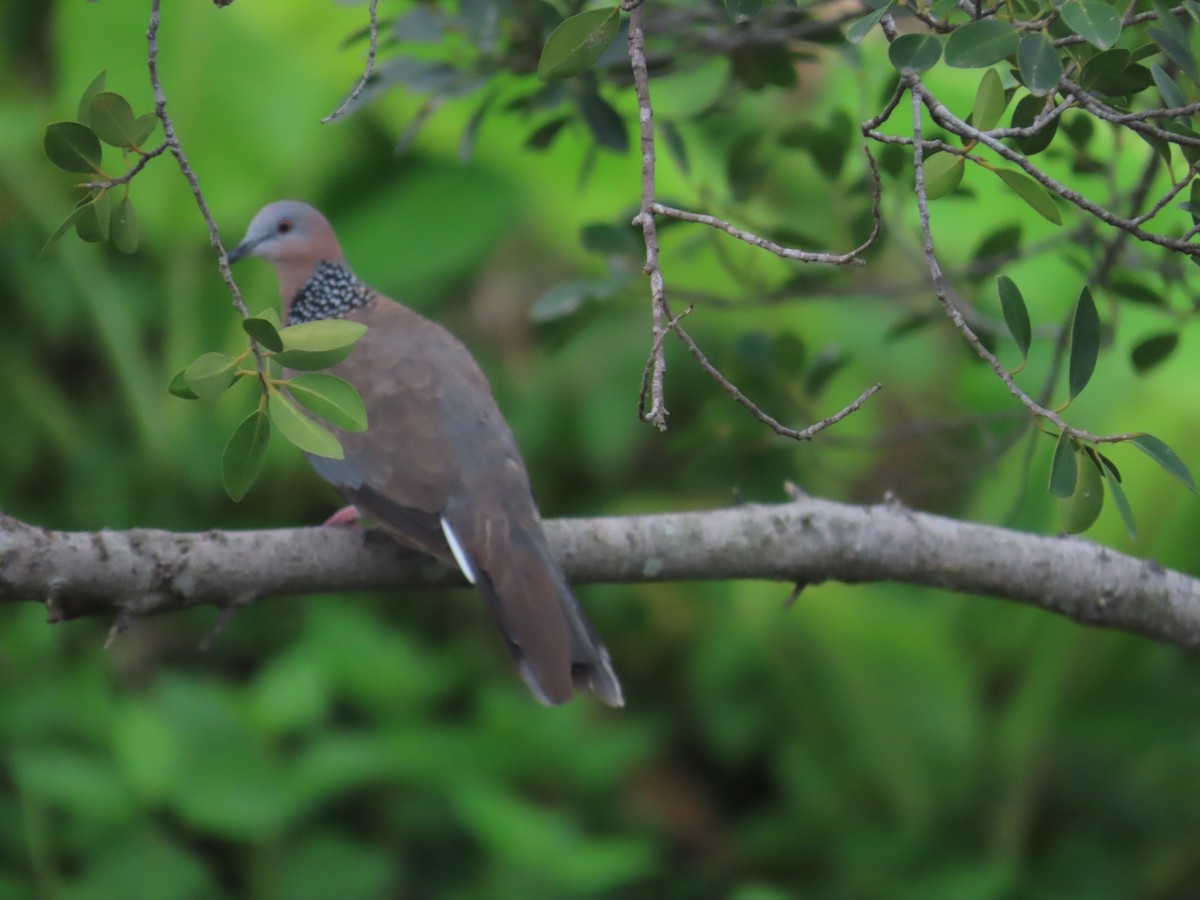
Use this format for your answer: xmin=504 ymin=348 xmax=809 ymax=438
xmin=637 ymin=306 xmax=692 ymax=421
xmin=321 ymin=0 xmax=380 ymax=124
xmin=626 ymin=1 xmax=670 ymax=430
xmin=908 ymin=86 xmax=1136 ymax=446
xmin=79 ymin=141 xmax=169 ymax=190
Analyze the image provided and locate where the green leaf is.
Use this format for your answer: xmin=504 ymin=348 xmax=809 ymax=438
xmin=1131 ymin=433 xmax=1197 ymax=492
xmin=88 ymin=92 xmax=140 ymax=148
xmin=922 ymin=152 xmax=965 ymax=199
xmin=1130 ymin=332 xmax=1179 ymax=373
xmin=168 ymin=370 xmax=200 ymax=400
xmin=223 ymin=409 xmax=271 ymax=502
xmin=274 ymin=320 xmax=367 ymax=370
xmin=268 ymin=389 xmax=344 ymax=460
xmin=256 ymin=308 xmax=283 ymax=330
xmin=39 ymin=204 xmax=88 ymax=254
xmin=578 ymin=89 xmax=628 ymax=153
xmin=725 ymin=0 xmax=765 ymax=23
xmin=286 ymin=374 xmax=368 ymax=432
xmin=1101 ymin=457 xmax=1137 ymax=540
xmin=1152 ymin=62 xmax=1187 ymax=109
xmin=1058 ymin=449 xmax=1104 ymax=533
xmin=75 ymin=192 xmax=111 ymax=243
xmin=1010 ymin=93 xmax=1059 ymax=155
xmin=847 ymin=2 xmax=893 ymax=44
xmin=44 ymin=121 xmax=102 ymax=173
xmin=1078 ymin=48 xmax=1131 ymax=93
xmin=111 ymin=196 xmax=139 ymax=254
xmin=1049 ymin=431 xmax=1078 ymax=498
xmin=1017 ymin=33 xmax=1063 ymax=95
xmin=944 ymin=20 xmax=1019 ymax=69
xmin=1068 ymin=286 xmax=1099 ymax=399
xmin=133 ymin=112 xmax=159 ymax=146
xmin=888 ymin=33 xmax=942 ymax=74
xmin=1060 ymin=0 xmax=1122 ymax=49
xmin=996 ymin=275 xmax=1032 ymax=361
xmin=76 ymin=70 xmax=107 ymax=126
xmin=183 ymin=352 xmax=239 ymax=401
xmin=971 ymin=68 xmax=1007 ymax=131
xmin=993 ymin=168 xmax=1062 ymax=224
xmin=537 ymin=6 xmax=620 ymax=81
xmin=1148 ymin=27 xmax=1198 ymax=83
xmin=243 ymin=317 xmax=284 ymax=353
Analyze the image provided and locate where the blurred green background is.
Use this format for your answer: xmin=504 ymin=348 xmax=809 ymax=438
xmin=3 ymin=2 xmax=1200 ymax=898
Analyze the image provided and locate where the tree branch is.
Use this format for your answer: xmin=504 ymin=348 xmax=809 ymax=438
xmin=1 ymin=501 xmax=1198 ymax=650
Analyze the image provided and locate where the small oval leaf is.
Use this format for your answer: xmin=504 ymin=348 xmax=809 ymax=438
xmin=89 ymin=92 xmax=140 ymax=148
xmin=1060 ymin=0 xmax=1122 ymax=50
xmin=286 ymin=373 xmax=369 ymax=432
xmin=1017 ymin=33 xmax=1064 ymax=95
xmin=944 ymin=19 xmax=1019 ymax=69
xmin=268 ymin=389 xmax=345 ymax=460
xmin=1130 ymin=332 xmax=1179 ymax=373
xmin=44 ymin=122 xmax=102 ymax=173
xmin=537 ymin=6 xmax=621 ymax=81
xmin=997 ymin=275 xmax=1032 ymax=360
xmin=1101 ymin=458 xmax=1137 ymax=540
xmin=111 ymin=196 xmax=139 ymax=254
xmin=888 ymin=33 xmax=943 ymax=74
xmin=76 ymin=70 xmax=107 ymax=125
xmin=183 ymin=352 xmax=239 ymax=401
xmin=223 ymin=409 xmax=271 ymax=502
xmin=1068 ymin=286 xmax=1099 ymax=399
xmin=168 ymin=370 xmax=200 ymax=400
xmin=847 ymin=2 xmax=894 ymax=44
xmin=1059 ymin=449 xmax=1104 ymax=533
xmin=972 ymin=68 xmax=1007 ymax=131
xmin=1049 ymin=431 xmax=1078 ymax=498
xmin=243 ymin=317 xmax=284 ymax=353
xmin=75 ymin=192 xmax=111 ymax=243
xmin=1130 ymin=433 xmax=1197 ymax=493
xmin=274 ymin=320 xmax=367 ymax=370
xmin=993 ymin=168 xmax=1062 ymax=224
xmin=923 ymin=152 xmax=966 ymax=199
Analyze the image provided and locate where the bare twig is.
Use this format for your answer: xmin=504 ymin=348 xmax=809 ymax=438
xmin=321 ymin=0 xmax=380 ymax=124
xmin=79 ymin=141 xmax=169 ymax=190
xmin=626 ymin=1 xmax=670 ymax=430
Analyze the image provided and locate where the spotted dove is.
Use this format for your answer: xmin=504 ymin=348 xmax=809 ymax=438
xmin=229 ymin=201 xmax=623 ymax=707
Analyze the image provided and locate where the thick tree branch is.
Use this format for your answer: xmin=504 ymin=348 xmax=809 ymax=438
xmin=1 ymin=501 xmax=1197 ymax=650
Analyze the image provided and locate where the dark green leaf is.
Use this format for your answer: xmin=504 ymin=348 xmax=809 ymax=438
xmin=578 ymin=89 xmax=628 ymax=153
xmin=1058 ymin=448 xmax=1104 ymax=533
xmin=111 ymin=196 xmax=138 ymax=254
xmin=459 ymin=90 xmax=495 ymax=163
xmin=75 ymin=192 xmax=111 ymax=243
xmin=1060 ymin=0 xmax=1122 ymax=49
xmin=1049 ymin=431 xmax=1078 ymax=498
xmin=44 ymin=122 xmax=102 ymax=173
xmin=268 ymin=389 xmax=344 ymax=459
xmin=944 ymin=20 xmax=1019 ymax=69
xmin=537 ymin=6 xmax=620 ymax=81
xmin=1152 ymin=62 xmax=1188 ymax=109
xmin=1068 ymin=286 xmax=1099 ymax=399
xmin=1131 ymin=433 xmax=1197 ymax=492
xmin=132 ymin=113 xmax=159 ymax=147
xmin=274 ymin=320 xmax=367 ymax=370
xmin=888 ymin=33 xmax=942 ymax=74
xmin=184 ymin=352 xmax=240 ymax=401
xmin=525 ymin=117 xmax=570 ymax=151
xmin=88 ymin=92 xmax=140 ymax=148
xmin=993 ymin=169 xmax=1062 ymax=224
xmin=529 ymin=277 xmax=614 ymax=321
xmin=287 ymin=374 xmax=369 ymax=432
xmin=1010 ymin=93 xmax=1059 ymax=155
xmin=972 ymin=68 xmax=1007 ymax=131
xmin=1153 ymin=0 xmax=1188 ymax=45
xmin=1101 ymin=459 xmax=1137 ymax=540
xmin=730 ymin=43 xmax=798 ymax=90
xmin=1109 ymin=275 xmax=1166 ymax=308
xmin=580 ymin=223 xmax=638 ymax=256
xmin=168 ymin=370 xmax=200 ymax=400
xmin=660 ymin=119 xmax=690 ymax=175
xmin=846 ymin=2 xmax=892 ymax=44
xmin=923 ymin=152 xmax=965 ymax=199
xmin=804 ymin=346 xmax=849 ymax=397
xmin=726 ymin=0 xmax=765 ymax=23
xmin=1131 ymin=332 xmax=1179 ymax=373
xmin=243 ymin=317 xmax=284 ymax=353
xmin=1147 ymin=27 xmax=1198 ymax=83
xmin=222 ymin=409 xmax=271 ymax=502
xmin=1017 ymin=33 xmax=1063 ymax=95
xmin=256 ymin=308 xmax=283 ymax=330
xmin=1078 ymin=48 xmax=1130 ymax=92
xmin=1191 ymin=177 xmax=1200 ymax=227
xmin=76 ymin=70 xmax=107 ymax=126
xmin=996 ymin=275 xmax=1032 ymax=360
xmin=41 ymin=204 xmax=89 ymax=254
